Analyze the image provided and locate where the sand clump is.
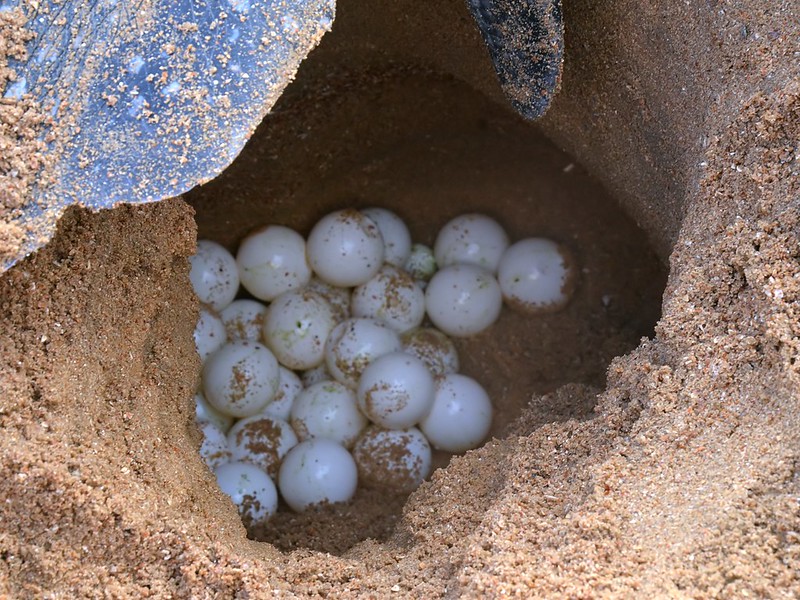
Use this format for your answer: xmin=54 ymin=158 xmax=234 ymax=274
xmin=1 ymin=0 xmax=799 ymax=597
xmin=0 ymin=8 xmax=53 ymax=263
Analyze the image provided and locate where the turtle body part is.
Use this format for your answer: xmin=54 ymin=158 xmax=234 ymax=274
xmin=0 ymin=0 xmax=334 ymax=272
xmin=467 ymin=0 xmax=564 ymax=120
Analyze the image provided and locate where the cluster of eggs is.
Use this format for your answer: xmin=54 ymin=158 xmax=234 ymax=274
xmin=190 ymin=208 xmax=575 ymax=528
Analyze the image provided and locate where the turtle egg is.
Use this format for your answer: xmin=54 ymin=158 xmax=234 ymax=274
xmin=221 ymin=299 xmax=268 ymax=342
xmin=401 ymin=327 xmax=460 ymax=377
xmin=194 ymin=306 xmax=227 ymax=362
xmin=260 ymin=366 xmax=302 ymax=422
xmin=262 ymin=290 xmax=336 ymax=370
xmin=425 ymin=264 xmax=502 ymax=337
xmin=305 ymin=276 xmax=352 ymax=323
xmin=199 ymin=422 xmax=232 ymax=470
xmin=420 ymin=373 xmax=492 ymax=453
xmin=291 ymin=381 xmax=367 ymax=448
xmin=227 ymin=415 xmax=298 ymax=477
xmin=202 ymin=341 xmax=280 ymax=418
xmin=357 ymin=352 xmax=435 ymax=430
xmin=404 ymin=243 xmax=437 ymax=283
xmin=195 ymin=392 xmax=234 ymax=433
xmin=352 ymin=426 xmax=432 ymax=493
xmin=351 ymin=265 xmax=425 ymax=334
xmin=306 ymin=209 xmax=385 ymax=287
xmin=433 ymin=214 xmax=509 ymax=273
xmin=360 ymin=207 xmax=412 ymax=268
xmin=497 ymin=238 xmax=577 ymax=313
xmin=189 ymin=240 xmax=240 ymax=311
xmin=215 ymin=461 xmax=278 ymax=526
xmin=278 ymin=439 xmax=358 ymax=513
xmin=236 ymin=225 xmax=311 ymax=301
xmin=324 ymin=318 xmax=402 ymax=388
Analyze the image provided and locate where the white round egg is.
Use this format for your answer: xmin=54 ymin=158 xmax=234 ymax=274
xmin=189 ymin=240 xmax=240 ymax=311
xmin=351 ymin=265 xmax=426 ymax=334
xmin=260 ymin=366 xmax=302 ymax=422
xmin=221 ymin=299 xmax=268 ymax=341
xmin=202 ymin=341 xmax=280 ymax=418
xmin=199 ymin=422 xmax=232 ymax=470
xmin=357 ymin=352 xmax=435 ymax=430
xmin=324 ymin=318 xmax=402 ymax=388
xmin=404 ymin=243 xmax=437 ymax=284
xmin=305 ymin=276 xmax=352 ymax=323
xmin=262 ymin=290 xmax=336 ymax=370
xmin=306 ymin=209 xmax=384 ymax=287
xmin=425 ymin=264 xmax=502 ymax=337
xmin=195 ymin=392 xmax=234 ymax=433
xmin=236 ymin=225 xmax=311 ymax=301
xmin=401 ymin=327 xmax=460 ymax=377
xmin=290 ymin=381 xmax=367 ymax=448
xmin=278 ymin=439 xmax=358 ymax=513
xmin=497 ymin=238 xmax=577 ymax=313
xmin=227 ymin=415 xmax=298 ymax=477
xmin=433 ymin=214 xmax=509 ymax=273
xmin=194 ymin=306 xmax=227 ymax=362
xmin=420 ymin=373 xmax=492 ymax=453
xmin=352 ymin=426 xmax=432 ymax=493
xmin=360 ymin=207 xmax=412 ymax=267
xmin=214 ymin=461 xmax=278 ymax=526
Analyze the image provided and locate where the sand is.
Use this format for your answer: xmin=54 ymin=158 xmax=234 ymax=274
xmin=1 ymin=0 xmax=799 ymax=597
xmin=0 ymin=8 xmax=52 ymax=264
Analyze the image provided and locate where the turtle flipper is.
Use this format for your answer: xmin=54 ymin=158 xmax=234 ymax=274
xmin=467 ymin=0 xmax=564 ymax=120
xmin=1 ymin=0 xmax=334 ymax=272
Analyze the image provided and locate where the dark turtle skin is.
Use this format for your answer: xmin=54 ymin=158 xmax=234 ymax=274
xmin=467 ymin=0 xmax=564 ymax=120
xmin=0 ymin=0 xmax=334 ymax=273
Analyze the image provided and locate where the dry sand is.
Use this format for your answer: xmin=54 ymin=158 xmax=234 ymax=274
xmin=0 ymin=8 xmax=52 ymax=264
xmin=1 ymin=0 xmax=799 ymax=597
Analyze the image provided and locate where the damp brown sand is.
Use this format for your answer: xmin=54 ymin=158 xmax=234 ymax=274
xmin=1 ymin=0 xmax=800 ymax=598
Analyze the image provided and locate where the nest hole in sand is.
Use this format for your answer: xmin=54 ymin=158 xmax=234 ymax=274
xmin=184 ymin=23 xmax=667 ymax=554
